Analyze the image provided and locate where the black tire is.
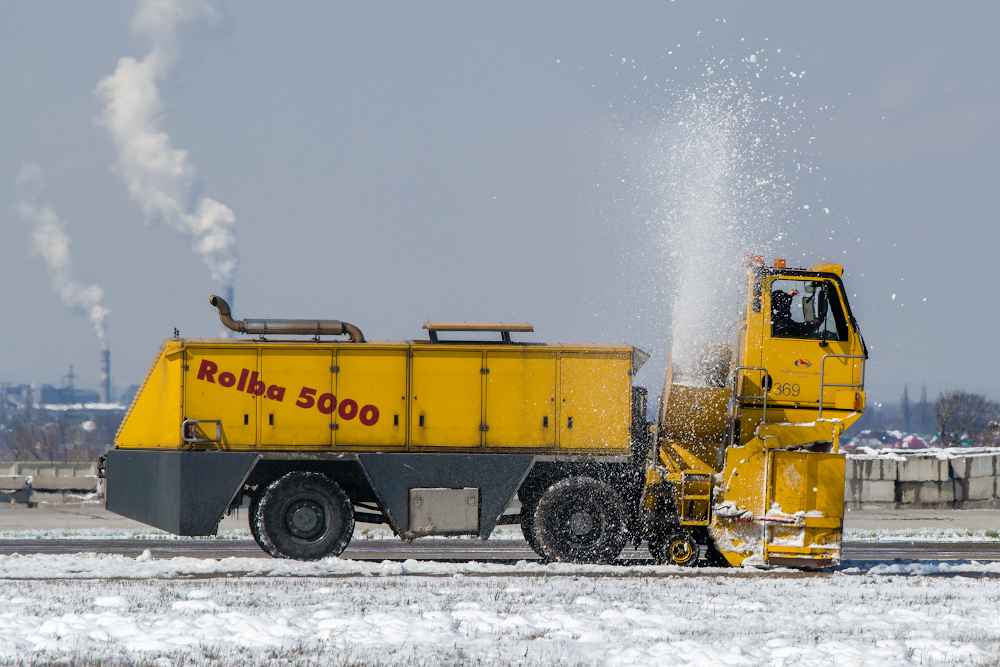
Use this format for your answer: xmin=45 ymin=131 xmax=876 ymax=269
xmin=703 ymin=540 xmax=732 ymax=568
xmin=247 ymin=493 xmax=270 ymax=555
xmin=254 ymin=471 xmax=354 ymax=560
xmin=650 ymin=532 xmax=699 ymax=567
xmin=533 ymin=476 xmax=627 ymax=564
xmin=519 ymin=494 xmax=545 ymax=558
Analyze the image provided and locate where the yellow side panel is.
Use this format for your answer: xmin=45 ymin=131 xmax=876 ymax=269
xmin=484 ymin=351 xmax=556 ymax=449
xmin=771 ymin=451 xmax=846 ymax=519
xmin=115 ymin=344 xmax=185 ymax=448
xmin=259 ymin=348 xmax=333 ymax=448
xmin=410 ymin=350 xmax=483 ymax=448
xmin=335 ymin=348 xmax=408 ymax=449
xmin=835 ymin=390 xmax=865 ymax=410
xmin=720 ymin=442 xmax=770 ymax=516
xmin=661 ymin=385 xmax=729 ymax=442
xmin=184 ymin=347 xmax=259 ymax=448
xmin=558 ymin=352 xmax=631 ymax=452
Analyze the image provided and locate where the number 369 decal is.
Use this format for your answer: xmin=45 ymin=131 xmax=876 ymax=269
xmin=770 ymin=382 xmax=801 ymax=397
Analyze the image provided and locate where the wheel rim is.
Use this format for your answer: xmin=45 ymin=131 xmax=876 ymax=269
xmin=561 ymin=499 xmax=603 ymax=547
xmin=283 ymin=498 xmax=328 ymax=541
xmin=669 ymin=538 xmax=695 ymax=564
xmin=569 ymin=511 xmax=594 ymax=537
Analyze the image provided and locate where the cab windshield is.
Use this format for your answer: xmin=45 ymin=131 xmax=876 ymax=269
xmin=770 ymin=279 xmax=849 ymax=341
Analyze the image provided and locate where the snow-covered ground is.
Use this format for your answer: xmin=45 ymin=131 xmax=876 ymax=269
xmin=0 ymin=555 xmax=996 ymax=665
xmin=844 ymin=527 xmax=1000 ymax=542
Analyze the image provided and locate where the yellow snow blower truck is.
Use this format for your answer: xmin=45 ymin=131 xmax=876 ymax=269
xmin=102 ymin=258 xmax=866 ymax=567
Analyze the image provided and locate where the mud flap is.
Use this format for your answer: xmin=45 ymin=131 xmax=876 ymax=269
xmin=105 ymin=449 xmax=258 ymax=536
xmin=357 ymin=454 xmax=535 ymax=538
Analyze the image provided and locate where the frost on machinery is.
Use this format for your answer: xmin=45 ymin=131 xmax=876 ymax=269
xmin=102 ymin=258 xmax=867 ymax=568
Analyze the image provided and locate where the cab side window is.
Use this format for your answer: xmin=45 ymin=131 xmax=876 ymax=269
xmin=770 ymin=279 xmax=848 ymax=341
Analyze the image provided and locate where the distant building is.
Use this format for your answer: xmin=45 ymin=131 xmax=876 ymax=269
xmin=39 ymin=385 xmax=100 ymax=406
xmin=843 ymin=429 xmax=932 ymax=451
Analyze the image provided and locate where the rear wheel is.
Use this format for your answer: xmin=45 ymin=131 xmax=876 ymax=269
xmin=518 ymin=493 xmax=545 ymax=557
xmin=533 ymin=476 xmax=627 ymax=564
xmin=247 ymin=493 xmax=269 ymax=555
xmin=254 ymin=471 xmax=354 ymax=560
xmin=649 ymin=532 xmax=699 ymax=567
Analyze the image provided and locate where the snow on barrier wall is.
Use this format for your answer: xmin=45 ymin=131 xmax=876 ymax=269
xmin=845 ymin=448 xmax=1000 ymax=510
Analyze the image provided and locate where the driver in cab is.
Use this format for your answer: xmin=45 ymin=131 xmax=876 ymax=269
xmin=771 ymin=287 xmax=821 ymax=338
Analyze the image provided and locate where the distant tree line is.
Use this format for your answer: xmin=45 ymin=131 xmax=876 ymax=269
xmin=935 ymin=390 xmax=1000 ymax=447
xmin=0 ymin=413 xmax=120 ymax=462
xmin=846 ymin=384 xmax=1000 ymax=447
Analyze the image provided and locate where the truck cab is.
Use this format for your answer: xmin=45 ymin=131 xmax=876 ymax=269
xmin=643 ymin=259 xmax=867 ymax=568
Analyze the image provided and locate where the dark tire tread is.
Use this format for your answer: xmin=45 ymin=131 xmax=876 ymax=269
xmin=254 ymin=471 xmax=354 ymax=561
xmin=533 ymin=476 xmax=627 ymax=564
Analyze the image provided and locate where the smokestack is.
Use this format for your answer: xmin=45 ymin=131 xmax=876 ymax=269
xmin=99 ymin=349 xmax=111 ymax=404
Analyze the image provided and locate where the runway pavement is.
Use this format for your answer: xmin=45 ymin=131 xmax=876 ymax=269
xmin=0 ymin=505 xmax=996 ymax=564
xmin=0 ymin=537 xmax=997 ymax=563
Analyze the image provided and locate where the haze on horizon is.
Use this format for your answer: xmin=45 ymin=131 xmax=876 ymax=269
xmin=1 ymin=2 xmax=997 ymax=403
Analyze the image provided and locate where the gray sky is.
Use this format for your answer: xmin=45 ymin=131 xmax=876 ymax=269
xmin=1 ymin=2 xmax=997 ymax=402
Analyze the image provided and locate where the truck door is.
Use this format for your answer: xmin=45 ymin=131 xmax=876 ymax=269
xmin=259 ymin=348 xmax=333 ymax=448
xmin=762 ymin=277 xmax=860 ymax=411
xmin=484 ymin=350 xmax=556 ymax=449
xmin=559 ymin=351 xmax=631 ymax=451
xmin=334 ymin=347 xmax=408 ymax=449
xmin=410 ymin=349 xmax=484 ymax=448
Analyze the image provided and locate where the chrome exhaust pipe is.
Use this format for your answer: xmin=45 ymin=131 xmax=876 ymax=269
xmin=209 ymin=295 xmax=365 ymax=342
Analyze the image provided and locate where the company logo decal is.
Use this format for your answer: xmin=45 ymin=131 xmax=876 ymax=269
xmin=794 ymin=359 xmax=812 ymax=368
xmin=196 ymin=359 xmax=379 ymax=426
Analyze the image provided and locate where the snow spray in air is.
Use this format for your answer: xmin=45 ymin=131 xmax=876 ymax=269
xmin=17 ymin=164 xmax=110 ymax=349
xmin=639 ymin=55 xmax=804 ymax=386
xmin=96 ymin=0 xmax=237 ymax=305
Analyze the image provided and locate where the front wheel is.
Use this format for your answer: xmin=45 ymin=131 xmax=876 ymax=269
xmin=533 ymin=476 xmax=627 ymax=564
xmin=649 ymin=532 xmax=699 ymax=567
xmin=255 ymin=471 xmax=354 ymax=560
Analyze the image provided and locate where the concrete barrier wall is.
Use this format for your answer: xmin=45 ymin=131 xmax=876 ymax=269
xmin=845 ymin=450 xmax=1000 ymax=510
xmin=0 ymin=462 xmax=98 ymax=505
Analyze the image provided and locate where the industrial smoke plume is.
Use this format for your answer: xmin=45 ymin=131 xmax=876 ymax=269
xmin=17 ymin=164 xmax=111 ymax=349
xmin=96 ymin=0 xmax=238 ymax=298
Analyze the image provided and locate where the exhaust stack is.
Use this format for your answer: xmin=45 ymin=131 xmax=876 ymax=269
xmin=99 ymin=349 xmax=111 ymax=404
xmin=209 ymin=296 xmax=365 ymax=343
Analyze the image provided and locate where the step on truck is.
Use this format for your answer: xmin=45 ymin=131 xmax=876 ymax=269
xmin=102 ymin=257 xmax=867 ymax=567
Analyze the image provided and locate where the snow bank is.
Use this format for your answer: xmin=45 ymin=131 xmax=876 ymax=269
xmin=866 ymin=560 xmax=1000 ymax=575
xmin=0 ymin=564 xmax=993 ymax=665
xmin=844 ymin=527 xmax=1000 ymax=542
xmin=0 ymin=551 xmax=997 ymax=581
xmin=0 ymin=552 xmax=726 ymax=579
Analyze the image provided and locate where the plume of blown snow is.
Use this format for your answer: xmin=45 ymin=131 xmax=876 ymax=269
xmin=17 ymin=165 xmax=110 ymax=348
xmin=95 ymin=0 xmax=237 ymax=292
xmin=641 ymin=79 xmax=802 ymax=385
